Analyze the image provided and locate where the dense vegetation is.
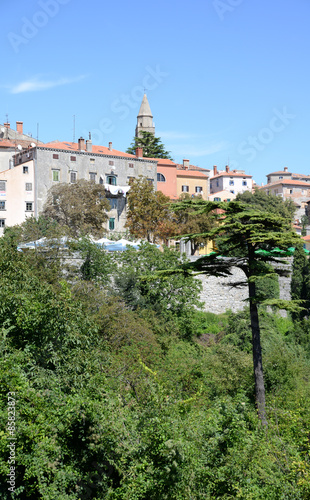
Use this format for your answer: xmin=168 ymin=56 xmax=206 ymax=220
xmin=1 ymin=219 xmax=310 ymax=499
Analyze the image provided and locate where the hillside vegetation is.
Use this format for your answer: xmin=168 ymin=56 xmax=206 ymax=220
xmin=1 ymin=222 xmax=310 ymax=499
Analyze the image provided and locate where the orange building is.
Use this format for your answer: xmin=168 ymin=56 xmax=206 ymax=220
xmin=156 ymin=158 xmax=210 ymax=200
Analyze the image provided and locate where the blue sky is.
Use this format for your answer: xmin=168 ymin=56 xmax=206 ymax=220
xmin=1 ymin=0 xmax=309 ymax=185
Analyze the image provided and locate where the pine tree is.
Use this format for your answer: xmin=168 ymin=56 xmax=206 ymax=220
xmin=291 ymin=243 xmax=310 ymax=320
xmin=169 ymin=199 xmax=302 ymax=425
xmin=126 ymin=131 xmax=173 ymax=159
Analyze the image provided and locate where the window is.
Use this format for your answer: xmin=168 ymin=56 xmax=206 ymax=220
xmin=109 ymin=160 xmax=114 ymax=166
xmin=195 ymin=186 xmax=203 ymax=193
xmin=157 ymin=173 xmax=166 ymax=182
xmin=70 ymin=172 xmax=77 ymax=183
xmin=0 ymin=219 xmax=5 ymax=228
xmin=106 ymin=175 xmax=116 ymax=185
xmin=90 ymin=158 xmax=95 ymax=163
xmin=128 ymin=163 xmax=134 ymax=168
xmin=147 ymin=178 xmax=154 ymax=185
xmin=0 ymin=181 xmax=6 ymax=192
xmin=182 ymin=185 xmax=189 ymax=192
xmin=242 ymin=180 xmax=247 ymax=186
xmin=230 ymin=190 xmax=235 ymax=194
xmin=89 ymin=172 xmax=96 ymax=181
xmin=23 ymin=166 xmax=28 ymax=174
xmin=214 ymin=197 xmax=221 ymax=201
xmin=52 ymin=170 xmax=60 ymax=182
xmin=0 ymin=201 xmax=5 ymax=210
xmin=70 ymin=156 xmax=76 ymax=162
xmin=279 ymin=176 xmax=283 ymax=180
xmin=109 ymin=198 xmax=118 ymax=209
xmin=25 ymin=183 xmax=32 ymax=191
xmin=216 ymin=181 xmax=219 ymax=187
xmin=289 ymin=189 xmax=293 ymax=194
xmin=53 ymin=154 xmax=59 ymax=159
xmin=229 ymin=179 xmax=234 ymax=186
xmin=25 ymin=202 xmax=33 ymax=211
xmin=109 ymin=217 xmax=115 ymax=230
xmin=128 ymin=176 xmax=135 ymax=184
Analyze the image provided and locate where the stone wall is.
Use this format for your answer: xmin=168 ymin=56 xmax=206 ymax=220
xmin=195 ymin=257 xmax=293 ymax=314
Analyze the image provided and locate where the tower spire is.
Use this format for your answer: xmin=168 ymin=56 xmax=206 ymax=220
xmin=135 ymin=94 xmax=155 ymax=137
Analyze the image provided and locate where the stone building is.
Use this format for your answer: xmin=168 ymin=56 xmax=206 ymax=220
xmin=260 ymin=167 xmax=310 ymax=221
xmin=0 ymin=121 xmax=43 ymax=173
xmin=0 ymin=138 xmax=157 ymax=236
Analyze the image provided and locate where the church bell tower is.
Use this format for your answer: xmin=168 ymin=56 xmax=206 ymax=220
xmin=135 ymin=94 xmax=155 ymax=137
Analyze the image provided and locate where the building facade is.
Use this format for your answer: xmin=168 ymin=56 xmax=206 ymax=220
xmin=157 ymin=158 xmax=210 ymax=200
xmin=210 ymin=165 xmax=253 ymax=196
xmin=0 ymin=121 xmax=43 ymax=173
xmin=261 ymin=167 xmax=310 ymax=221
xmin=0 ymin=138 xmax=157 ymax=236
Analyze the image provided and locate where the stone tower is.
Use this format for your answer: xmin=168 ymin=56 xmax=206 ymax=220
xmin=135 ymin=94 xmax=155 ymax=137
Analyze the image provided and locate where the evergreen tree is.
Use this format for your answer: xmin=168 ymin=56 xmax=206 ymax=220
xmin=291 ymin=243 xmax=310 ymax=320
xmin=126 ymin=131 xmax=173 ymax=159
xmin=170 ymin=199 xmax=301 ymax=425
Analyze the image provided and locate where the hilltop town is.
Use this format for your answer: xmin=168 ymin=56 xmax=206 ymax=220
xmin=1 ymin=94 xmax=309 ymax=247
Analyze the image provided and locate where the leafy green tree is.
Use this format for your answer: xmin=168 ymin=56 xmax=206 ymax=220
xmin=42 ymin=179 xmax=110 ymax=238
xmin=126 ymin=131 xmax=173 ymax=159
xmin=113 ymin=242 xmax=203 ymax=339
xmin=236 ymin=188 xmax=296 ymax=220
xmin=174 ymin=193 xmax=215 ymax=255
xmin=126 ymin=176 xmax=177 ymax=243
xmin=170 ymin=199 xmax=301 ymax=425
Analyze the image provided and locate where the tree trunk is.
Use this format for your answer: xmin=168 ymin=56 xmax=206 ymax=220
xmin=248 ymin=279 xmax=268 ymax=427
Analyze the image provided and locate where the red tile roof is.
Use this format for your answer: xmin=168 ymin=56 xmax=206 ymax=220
xmin=42 ymin=141 xmax=157 ymax=161
xmin=156 ymin=158 xmax=176 ymax=166
xmin=0 ymin=139 xmax=39 ymax=149
xmin=211 ymin=171 xmax=252 ymax=179
xmin=261 ymin=180 xmax=310 ymax=188
xmin=176 ymin=170 xmax=209 ymax=179
xmin=267 ymin=170 xmax=292 ymax=175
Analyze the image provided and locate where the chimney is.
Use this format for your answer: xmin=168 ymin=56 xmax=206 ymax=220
xmin=183 ymin=159 xmax=190 ymax=169
xmin=136 ymin=147 xmax=143 ymax=158
xmin=86 ymin=139 xmax=92 ymax=152
xmin=16 ymin=121 xmax=23 ymax=135
xmin=213 ymin=165 xmax=218 ymax=176
xmin=108 ymin=142 xmax=112 ymax=151
xmin=4 ymin=122 xmax=10 ymax=128
xmin=225 ymin=165 xmax=229 ymax=173
xmin=284 ymin=166 xmax=288 ymax=172
xmin=78 ymin=137 xmax=85 ymax=151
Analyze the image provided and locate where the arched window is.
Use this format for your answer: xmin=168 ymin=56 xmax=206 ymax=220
xmin=157 ymin=173 xmax=166 ymax=182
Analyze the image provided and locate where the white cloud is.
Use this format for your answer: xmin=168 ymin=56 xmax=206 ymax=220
xmin=9 ymin=75 xmax=87 ymax=94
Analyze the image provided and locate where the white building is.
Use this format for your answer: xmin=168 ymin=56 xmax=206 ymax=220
xmin=209 ymin=165 xmax=253 ymax=196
